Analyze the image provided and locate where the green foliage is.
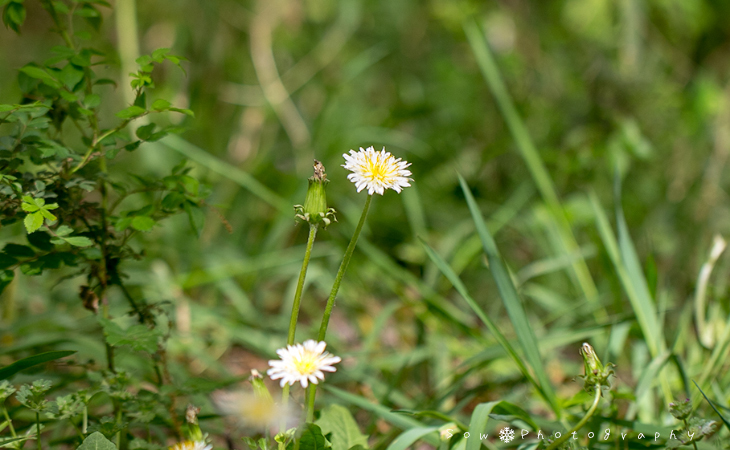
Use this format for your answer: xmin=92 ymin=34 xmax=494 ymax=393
xmin=2 ymin=0 xmax=730 ymax=449
xmin=76 ymin=432 xmax=117 ymax=450
xmin=315 ymin=405 xmax=368 ymax=450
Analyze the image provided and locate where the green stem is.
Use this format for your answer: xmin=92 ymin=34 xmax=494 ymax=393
xmin=287 ymin=224 xmax=318 ymax=345
xmin=36 ymin=412 xmax=41 ymax=450
xmin=305 ymin=195 xmax=372 ymax=422
xmin=2 ymin=406 xmax=17 ymax=438
xmin=82 ymin=406 xmax=88 ymax=434
xmin=545 ymin=386 xmax=601 ymax=450
xmin=683 ymin=419 xmax=698 ymax=450
xmin=278 ymin=224 xmax=318 ymax=449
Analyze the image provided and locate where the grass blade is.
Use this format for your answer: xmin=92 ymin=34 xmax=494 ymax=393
xmin=463 ymin=19 xmax=601 ymax=315
xmin=693 ymin=380 xmax=730 ymax=432
xmin=456 ymin=174 xmax=559 ymax=416
xmin=160 ymin=135 xmax=290 ymax=213
xmin=386 ymin=427 xmax=439 ymax=450
xmin=588 ymin=190 xmax=662 ymax=357
xmin=0 ymin=350 xmax=76 ymax=380
xmin=420 ymin=237 xmax=554 ymax=414
xmin=322 ymin=386 xmax=439 ymax=445
xmin=465 ymin=402 xmax=499 ymax=450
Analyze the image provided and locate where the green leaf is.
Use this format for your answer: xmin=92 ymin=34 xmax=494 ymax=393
xmin=131 ymin=216 xmax=155 ymax=232
xmin=0 ymin=270 xmax=14 ymax=294
xmin=40 ymin=209 xmax=57 ymax=221
xmin=2 ymin=244 xmax=35 ymax=258
xmin=151 ymin=99 xmax=170 ymax=111
xmin=298 ymin=424 xmax=327 ymax=450
xmin=19 ymin=66 xmax=60 ymax=89
xmin=84 ymin=94 xmax=101 ymax=108
xmin=63 ymin=236 xmax=94 ymax=247
xmin=24 ymin=212 xmax=44 ymax=234
xmin=55 ymin=225 xmax=73 ymax=237
xmin=100 ymin=318 xmax=160 ymax=353
xmin=115 ymin=106 xmax=146 ymax=119
xmin=315 ymin=405 xmax=369 ymax=450
xmin=2 ymin=2 xmax=25 ymax=33
xmin=76 ymin=432 xmax=117 ymax=450
xmin=184 ymin=202 xmax=204 ymax=235
xmin=135 ymin=123 xmax=156 ymax=140
xmin=169 ymin=107 xmax=194 ymax=117
xmin=0 ymin=435 xmax=32 ymax=448
xmin=386 ymin=428 xmax=438 ymax=450
xmin=0 ymin=350 xmax=76 ymax=381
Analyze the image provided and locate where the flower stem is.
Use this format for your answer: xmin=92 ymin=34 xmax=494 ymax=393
xmin=305 ymin=195 xmax=373 ymax=422
xmin=36 ymin=412 xmax=42 ymax=450
xmin=545 ymin=386 xmax=601 ymax=450
xmin=279 ymin=224 xmax=318 ymax=448
xmin=287 ymin=224 xmax=318 ymax=345
xmin=2 ymin=406 xmax=17 ymax=439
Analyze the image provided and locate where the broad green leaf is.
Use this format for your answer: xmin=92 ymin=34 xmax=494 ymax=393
xmin=315 ymin=405 xmax=369 ymax=450
xmin=55 ymin=225 xmax=73 ymax=237
xmin=298 ymin=424 xmax=326 ymax=450
xmin=136 ymin=123 xmax=156 ymax=140
xmin=100 ymin=318 xmax=160 ymax=353
xmin=151 ymin=99 xmax=170 ymax=111
xmin=115 ymin=105 xmax=146 ymax=119
xmin=76 ymin=432 xmax=117 ymax=450
xmin=0 ymin=350 xmax=76 ymax=380
xmin=19 ymin=66 xmax=60 ymax=89
xmin=39 ymin=209 xmax=57 ymax=221
xmin=131 ymin=216 xmax=155 ymax=232
xmin=24 ymin=212 xmax=44 ymax=234
xmin=63 ymin=236 xmax=94 ymax=247
xmin=2 ymin=244 xmax=34 ymax=258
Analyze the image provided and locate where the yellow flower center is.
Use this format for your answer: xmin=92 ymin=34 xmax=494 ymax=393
xmin=366 ymin=158 xmax=392 ymax=182
xmin=294 ymin=354 xmax=318 ymax=375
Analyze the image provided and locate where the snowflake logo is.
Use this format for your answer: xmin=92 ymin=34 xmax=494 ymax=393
xmin=498 ymin=427 xmax=515 ymax=443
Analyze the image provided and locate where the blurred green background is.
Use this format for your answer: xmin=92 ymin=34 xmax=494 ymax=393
xmin=2 ymin=0 xmax=730 ymax=443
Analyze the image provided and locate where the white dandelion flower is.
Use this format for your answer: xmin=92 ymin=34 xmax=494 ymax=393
xmin=342 ymin=146 xmax=412 ymax=195
xmin=169 ymin=441 xmax=211 ymax=450
xmin=267 ymin=340 xmax=341 ymax=388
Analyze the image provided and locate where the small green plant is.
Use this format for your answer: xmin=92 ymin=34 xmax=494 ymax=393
xmin=666 ymin=398 xmax=717 ymax=448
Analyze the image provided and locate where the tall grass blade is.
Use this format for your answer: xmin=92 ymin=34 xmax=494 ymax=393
xmin=386 ymin=427 xmax=439 ymax=450
xmin=160 ymin=135 xmax=290 ymax=213
xmin=420 ymin=238 xmax=554 ymax=414
xmin=693 ymin=381 xmax=730 ymax=432
xmin=456 ymin=175 xmax=559 ymax=416
xmin=465 ymin=402 xmax=499 ymax=450
xmin=463 ymin=19 xmax=601 ymax=314
xmin=588 ymin=190 xmax=662 ymax=357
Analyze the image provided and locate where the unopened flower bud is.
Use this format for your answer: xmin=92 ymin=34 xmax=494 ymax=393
xmin=294 ymin=160 xmax=337 ymax=227
xmin=581 ymin=342 xmax=601 ymax=375
xmin=579 ymin=342 xmax=615 ymax=391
